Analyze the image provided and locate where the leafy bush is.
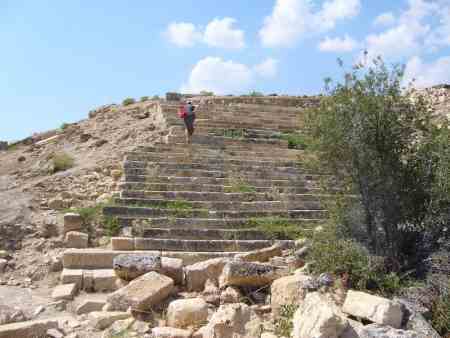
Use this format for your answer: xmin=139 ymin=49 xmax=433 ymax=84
xmin=431 ymin=292 xmax=450 ymax=336
xmin=200 ymin=90 xmax=214 ymax=96
xmin=52 ymin=152 xmax=75 ymax=173
xmin=243 ymin=217 xmax=308 ymax=240
xmin=249 ymin=91 xmax=263 ymax=97
xmin=280 ymin=132 xmax=314 ymax=150
xmin=60 ymin=123 xmax=69 ymax=130
xmin=306 ymin=56 xmax=450 ymax=268
xmin=140 ymin=96 xmax=149 ymax=102
xmin=152 ymin=95 xmax=160 ymax=100
xmin=274 ymin=304 xmax=298 ymax=336
xmin=122 ymin=98 xmax=136 ymax=106
xmin=222 ymin=129 xmax=245 ymax=139
xmin=165 ymin=200 xmax=193 ymax=210
xmin=104 ymin=216 xmax=120 ymax=237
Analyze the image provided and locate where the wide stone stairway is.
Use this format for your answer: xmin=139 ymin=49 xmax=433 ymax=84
xmin=62 ymin=96 xmax=328 ymax=291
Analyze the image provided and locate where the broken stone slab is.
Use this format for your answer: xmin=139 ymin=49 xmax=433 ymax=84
xmin=113 ymin=253 xmax=162 ymax=281
xmin=343 ymin=290 xmax=403 ymax=329
xmin=358 ymin=324 xmax=420 ymax=338
xmin=292 ymin=292 xmax=348 ymax=338
xmin=271 ymin=273 xmax=316 ymax=316
xmin=220 ymin=286 xmax=242 ymax=305
xmin=219 ymin=261 xmax=281 ymax=288
xmin=161 ymin=257 xmax=184 ymax=285
xmin=0 ymin=319 xmax=58 ymax=338
xmin=46 ymin=328 xmax=64 ymax=338
xmin=61 ymin=269 xmax=83 ymax=289
xmin=88 ymin=311 xmax=131 ymax=330
xmin=152 ymin=327 xmax=192 ymax=338
xmin=185 ymin=257 xmax=230 ymax=291
xmin=76 ymin=299 xmax=107 ymax=315
xmin=65 ymin=231 xmax=88 ymax=249
xmin=52 ymin=283 xmax=77 ymax=301
xmin=395 ymin=298 xmax=440 ymax=338
xmin=167 ymin=298 xmax=208 ymax=329
xmin=63 ymin=213 xmax=83 ymax=233
xmin=234 ymin=243 xmax=282 ymax=263
xmin=111 ymin=237 xmax=135 ymax=250
xmin=107 ymin=271 xmax=174 ymax=311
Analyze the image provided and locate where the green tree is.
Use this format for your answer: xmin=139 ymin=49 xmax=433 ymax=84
xmin=307 ymin=56 xmax=450 ymax=267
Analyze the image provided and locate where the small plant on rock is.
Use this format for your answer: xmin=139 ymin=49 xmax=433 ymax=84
xmin=140 ymin=96 xmax=149 ymax=102
xmin=122 ymin=97 xmax=136 ymax=106
xmin=52 ymin=152 xmax=75 ymax=173
xmin=274 ymin=304 xmax=298 ymax=337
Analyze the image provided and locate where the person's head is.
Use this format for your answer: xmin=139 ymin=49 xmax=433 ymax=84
xmin=187 ymin=101 xmax=192 ymax=105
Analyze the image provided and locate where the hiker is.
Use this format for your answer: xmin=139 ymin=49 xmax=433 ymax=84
xmin=179 ymin=100 xmax=196 ymax=144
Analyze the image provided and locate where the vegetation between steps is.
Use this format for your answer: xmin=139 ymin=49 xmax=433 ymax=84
xmin=51 ymin=152 xmax=75 ymax=173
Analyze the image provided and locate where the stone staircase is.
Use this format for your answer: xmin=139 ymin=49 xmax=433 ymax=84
xmin=62 ymin=96 xmax=328 ymax=290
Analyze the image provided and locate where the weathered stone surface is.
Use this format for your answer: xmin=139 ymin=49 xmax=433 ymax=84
xmin=167 ymin=298 xmax=208 ymax=329
xmin=48 ymin=198 xmax=65 ymax=210
xmin=162 ymin=257 xmax=184 ymax=285
xmin=0 ymin=259 xmax=7 ymax=273
xmin=396 ymin=298 xmax=440 ymax=338
xmin=61 ymin=269 xmax=83 ymax=289
xmin=0 ymin=305 xmax=27 ymax=325
xmin=113 ymin=253 xmax=162 ymax=281
xmin=52 ymin=283 xmax=77 ymax=301
xmin=219 ymin=261 xmax=280 ymax=288
xmin=0 ymin=319 xmax=58 ymax=338
xmin=107 ymin=271 xmax=174 ymax=311
xmin=0 ymin=141 xmax=8 ymax=151
xmin=185 ymin=258 xmax=229 ymax=291
xmin=63 ymin=213 xmax=83 ymax=233
xmin=292 ymin=292 xmax=348 ymax=338
xmin=65 ymin=231 xmax=88 ymax=249
xmin=194 ymin=303 xmax=261 ymax=338
xmin=271 ymin=273 xmax=316 ymax=315
xmin=46 ymin=328 xmax=64 ymax=338
xmin=152 ymin=327 xmax=192 ymax=338
xmin=358 ymin=324 xmax=419 ymax=338
xmin=76 ymin=299 xmax=106 ymax=315
xmin=88 ymin=311 xmax=131 ymax=330
xmin=93 ymin=269 xmax=118 ymax=292
xmin=111 ymin=237 xmax=134 ymax=250
xmin=343 ymin=290 xmax=403 ymax=329
xmin=220 ymin=286 xmax=242 ymax=304
xmin=234 ymin=244 xmax=282 ymax=263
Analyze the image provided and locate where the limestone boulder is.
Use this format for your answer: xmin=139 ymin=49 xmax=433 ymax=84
xmin=113 ymin=253 xmax=162 ymax=281
xmin=201 ymin=279 xmax=220 ymax=305
xmin=234 ymin=244 xmax=282 ymax=263
xmin=220 ymin=286 xmax=242 ymax=304
xmin=162 ymin=257 xmax=184 ymax=285
xmin=194 ymin=303 xmax=262 ymax=338
xmin=88 ymin=311 xmax=131 ymax=330
xmin=271 ymin=273 xmax=316 ymax=315
xmin=152 ymin=327 xmax=192 ymax=338
xmin=343 ymin=290 xmax=403 ymax=329
xmin=65 ymin=231 xmax=88 ymax=249
xmin=292 ymin=292 xmax=348 ymax=338
xmin=167 ymin=298 xmax=208 ymax=329
xmin=76 ymin=299 xmax=106 ymax=315
xmin=219 ymin=261 xmax=280 ymax=288
xmin=52 ymin=283 xmax=77 ymax=301
xmin=63 ymin=213 xmax=83 ymax=233
xmin=185 ymin=258 xmax=229 ymax=291
xmin=0 ymin=319 xmax=58 ymax=338
xmin=107 ymin=271 xmax=174 ymax=311
xmin=395 ymin=298 xmax=440 ymax=338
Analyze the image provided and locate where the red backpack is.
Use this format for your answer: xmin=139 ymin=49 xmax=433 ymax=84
xmin=178 ymin=105 xmax=187 ymax=118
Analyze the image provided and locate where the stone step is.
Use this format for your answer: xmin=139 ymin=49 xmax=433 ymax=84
xmin=123 ymin=175 xmax=322 ymax=187
xmin=167 ymin=135 xmax=288 ymax=147
xmin=103 ymin=205 xmax=327 ymax=219
xmin=121 ymin=237 xmax=293 ymax=252
xmin=141 ymin=227 xmax=270 ymax=240
xmin=135 ymin=143 xmax=293 ymax=153
xmin=120 ymin=190 xmax=323 ymax=203
xmin=63 ymin=249 xmax=239 ymax=268
xmin=118 ymin=216 xmax=318 ymax=229
xmin=114 ymin=197 xmax=323 ymax=211
xmin=118 ymin=182 xmax=319 ymax=194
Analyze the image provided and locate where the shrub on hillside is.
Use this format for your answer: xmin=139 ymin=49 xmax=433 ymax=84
xmin=140 ymin=96 xmax=149 ymax=102
xmin=249 ymin=91 xmax=263 ymax=97
xmin=122 ymin=97 xmax=136 ymax=106
xmin=306 ymin=56 xmax=450 ymax=270
xmin=52 ymin=152 xmax=74 ymax=173
xmin=200 ymin=90 xmax=214 ymax=96
xmin=152 ymin=95 xmax=160 ymax=100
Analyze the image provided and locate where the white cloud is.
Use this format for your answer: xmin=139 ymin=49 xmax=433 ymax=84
xmin=203 ymin=17 xmax=245 ymax=49
xmin=181 ymin=57 xmax=279 ymax=94
xmin=254 ymin=58 xmax=279 ymax=78
xmin=373 ymin=12 xmax=396 ymax=27
xmin=404 ymin=55 xmax=450 ymax=88
xmin=259 ymin=0 xmax=361 ymax=47
xmin=318 ymin=35 xmax=358 ymax=52
xmin=166 ymin=17 xmax=245 ymax=49
xmin=165 ymin=22 xmax=202 ymax=47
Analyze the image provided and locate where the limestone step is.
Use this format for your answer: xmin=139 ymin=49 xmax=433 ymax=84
xmin=119 ymin=191 xmax=323 ymax=203
xmin=167 ymin=135 xmax=288 ymax=147
xmin=103 ymin=205 xmax=327 ymax=219
xmin=117 ymin=216 xmax=318 ymax=229
xmin=128 ymin=237 xmax=293 ymax=252
xmin=141 ymin=227 xmax=270 ymax=240
xmin=63 ymin=249 xmax=239 ymax=268
xmin=118 ymin=182 xmax=319 ymax=194
xmin=114 ymin=197 xmax=323 ymax=211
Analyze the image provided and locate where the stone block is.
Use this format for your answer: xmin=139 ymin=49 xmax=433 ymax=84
xmin=88 ymin=311 xmax=131 ymax=330
xmin=61 ymin=269 xmax=83 ymax=289
xmin=107 ymin=271 xmax=174 ymax=311
xmin=52 ymin=283 xmax=77 ymax=301
xmin=0 ymin=319 xmax=58 ymax=338
xmin=151 ymin=327 xmax=192 ymax=338
xmin=235 ymin=243 xmax=282 ymax=263
xmin=83 ymin=270 xmax=94 ymax=291
xmin=185 ymin=258 xmax=229 ymax=291
xmin=93 ymin=269 xmax=118 ymax=292
xmin=342 ymin=290 xmax=403 ymax=329
xmin=64 ymin=213 xmax=83 ymax=233
xmin=76 ymin=299 xmax=106 ymax=315
xmin=113 ymin=253 xmax=162 ymax=281
xmin=219 ymin=261 xmax=280 ymax=288
xmin=161 ymin=257 xmax=184 ymax=285
xmin=65 ymin=231 xmax=88 ymax=249
xmin=271 ymin=274 xmax=315 ymax=315
xmin=167 ymin=298 xmax=208 ymax=329
xmin=111 ymin=237 xmax=134 ymax=250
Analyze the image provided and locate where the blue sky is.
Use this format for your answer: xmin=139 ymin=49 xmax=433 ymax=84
xmin=1 ymin=0 xmax=449 ymax=141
